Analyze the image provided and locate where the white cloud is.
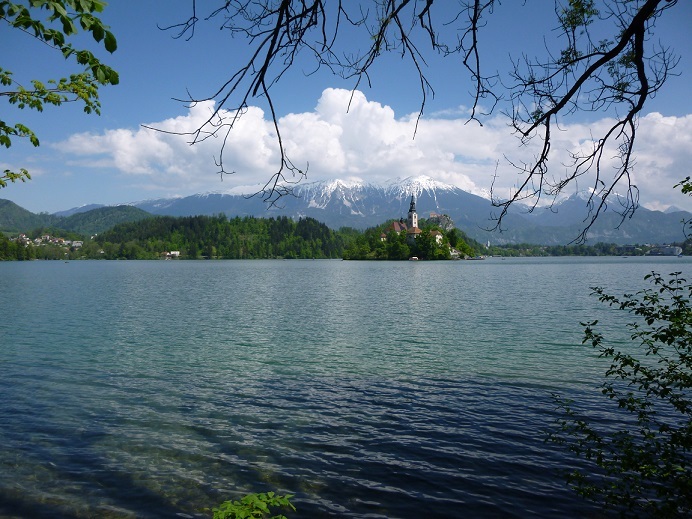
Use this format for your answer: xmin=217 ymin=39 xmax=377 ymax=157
xmin=631 ymin=113 xmax=692 ymax=210
xmin=58 ymin=89 xmax=692 ymax=211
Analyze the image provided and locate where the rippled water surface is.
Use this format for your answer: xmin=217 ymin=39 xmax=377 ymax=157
xmin=1 ymin=257 xmax=690 ymax=517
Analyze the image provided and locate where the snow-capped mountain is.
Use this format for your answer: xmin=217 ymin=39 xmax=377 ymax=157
xmin=382 ymin=175 xmax=459 ymax=198
xmin=122 ymin=176 xmax=690 ymax=245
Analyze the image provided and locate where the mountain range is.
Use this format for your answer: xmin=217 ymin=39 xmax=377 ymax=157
xmin=2 ymin=176 xmax=690 ymax=244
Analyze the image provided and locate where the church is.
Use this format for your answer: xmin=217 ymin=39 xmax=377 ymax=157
xmin=383 ymin=195 xmax=422 ymax=243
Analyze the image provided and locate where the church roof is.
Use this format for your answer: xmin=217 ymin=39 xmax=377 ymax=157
xmin=407 ymin=226 xmax=422 ymax=235
xmin=386 ymin=221 xmax=408 ymax=233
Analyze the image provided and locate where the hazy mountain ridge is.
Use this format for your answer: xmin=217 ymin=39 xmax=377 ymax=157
xmin=53 ymin=203 xmax=106 ymax=217
xmin=57 ymin=206 xmax=153 ymax=236
xmin=0 ymin=199 xmax=57 ymax=231
xmin=0 ymin=200 xmax=152 ymax=235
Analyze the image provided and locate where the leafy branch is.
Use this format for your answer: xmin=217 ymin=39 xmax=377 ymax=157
xmin=550 ymin=271 xmax=692 ymax=516
xmin=212 ymin=492 xmax=295 ymax=519
xmin=0 ymin=0 xmax=119 ymax=186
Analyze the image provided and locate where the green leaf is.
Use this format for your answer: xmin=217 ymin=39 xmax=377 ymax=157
xmin=104 ymin=30 xmax=117 ymax=52
xmin=62 ymin=17 xmax=77 ymax=36
xmin=95 ymin=66 xmax=106 ymax=83
xmin=92 ymin=23 xmax=104 ymax=42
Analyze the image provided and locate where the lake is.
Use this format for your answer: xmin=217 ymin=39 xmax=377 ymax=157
xmin=1 ymin=257 xmax=690 ymax=518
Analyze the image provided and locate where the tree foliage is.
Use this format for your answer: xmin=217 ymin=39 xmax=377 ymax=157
xmin=675 ymin=177 xmax=692 ymax=238
xmin=92 ymin=214 xmax=346 ymax=260
xmin=342 ymin=219 xmax=474 ymax=260
xmin=550 ymin=272 xmax=692 ymax=516
xmin=2 ymin=213 xmax=483 ymax=261
xmin=0 ymin=0 xmax=118 ymax=184
xmin=212 ymin=492 xmax=295 ymax=519
xmin=161 ymin=1 xmax=679 ymax=238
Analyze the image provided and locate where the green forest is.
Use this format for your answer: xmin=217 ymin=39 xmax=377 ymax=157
xmin=0 ymin=213 xmax=476 ymax=261
xmin=342 ymin=221 xmax=478 ymax=260
xmin=96 ymin=215 xmax=342 ymax=260
xmin=1 ymin=212 xmax=690 ymax=261
xmin=0 ymin=215 xmax=345 ymax=260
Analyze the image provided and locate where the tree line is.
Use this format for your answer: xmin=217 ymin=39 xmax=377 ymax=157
xmin=0 ymin=215 xmax=344 ymax=260
xmin=2 ymin=214 xmax=690 ymax=262
xmin=487 ymin=240 xmax=692 ymax=257
xmin=91 ymin=214 xmax=346 ymax=260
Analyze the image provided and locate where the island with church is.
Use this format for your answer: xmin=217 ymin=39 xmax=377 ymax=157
xmin=342 ymin=195 xmax=479 ymax=260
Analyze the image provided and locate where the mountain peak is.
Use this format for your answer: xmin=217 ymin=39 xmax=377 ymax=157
xmin=296 ymin=178 xmax=370 ymax=201
xmin=384 ymin=175 xmax=456 ymax=198
xmin=665 ymin=205 xmax=684 ymax=214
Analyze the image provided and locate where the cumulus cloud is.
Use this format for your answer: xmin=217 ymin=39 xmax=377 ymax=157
xmin=59 ymin=88 xmax=692 ymax=210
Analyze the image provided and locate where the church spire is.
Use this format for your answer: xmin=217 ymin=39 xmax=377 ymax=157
xmin=407 ymin=194 xmax=418 ymax=229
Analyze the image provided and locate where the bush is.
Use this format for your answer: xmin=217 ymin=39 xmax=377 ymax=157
xmin=550 ymin=272 xmax=692 ymax=517
xmin=212 ymin=492 xmax=295 ymax=519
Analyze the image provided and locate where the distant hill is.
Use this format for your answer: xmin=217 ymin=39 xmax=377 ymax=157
xmin=59 ymin=206 xmax=153 ymax=236
xmin=53 ymin=204 xmax=106 ymax=217
xmin=0 ymin=199 xmax=56 ymax=232
xmin=0 ymin=201 xmax=152 ymax=235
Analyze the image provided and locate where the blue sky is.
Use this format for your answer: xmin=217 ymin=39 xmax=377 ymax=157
xmin=2 ymin=1 xmax=691 ymax=214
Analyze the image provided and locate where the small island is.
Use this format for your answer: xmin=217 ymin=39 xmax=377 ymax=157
xmin=342 ymin=195 xmax=478 ymax=260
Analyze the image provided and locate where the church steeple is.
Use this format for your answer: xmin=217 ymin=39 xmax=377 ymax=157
xmin=407 ymin=194 xmax=418 ymax=229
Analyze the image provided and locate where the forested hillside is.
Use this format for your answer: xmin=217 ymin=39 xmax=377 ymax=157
xmin=0 ymin=200 xmax=152 ymax=235
xmin=0 ymin=199 xmax=56 ymax=231
xmin=60 ymin=206 xmax=152 ymax=235
xmin=91 ymin=215 xmax=346 ymax=259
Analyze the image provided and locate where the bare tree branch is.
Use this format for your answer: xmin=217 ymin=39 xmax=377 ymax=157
xmin=154 ymin=0 xmax=680 ymax=241
xmin=491 ymin=0 xmax=678 ymax=241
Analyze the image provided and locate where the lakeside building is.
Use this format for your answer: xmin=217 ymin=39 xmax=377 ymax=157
xmin=647 ymin=245 xmax=683 ymax=256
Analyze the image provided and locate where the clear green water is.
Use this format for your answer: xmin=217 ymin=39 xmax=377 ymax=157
xmin=1 ymin=257 xmax=689 ymax=517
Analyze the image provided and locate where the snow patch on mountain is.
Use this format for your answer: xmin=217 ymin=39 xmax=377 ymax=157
xmin=297 ymin=178 xmax=373 ymax=211
xmin=127 ymin=195 xmax=183 ymax=209
xmin=298 ymin=179 xmax=370 ymax=199
xmin=290 ymin=175 xmax=464 ymax=215
xmin=193 ymin=192 xmax=226 ymax=199
xmin=52 ymin=203 xmax=107 ymax=217
xmin=555 ymin=188 xmax=630 ymax=207
xmin=477 ymin=188 xmax=492 ymax=200
xmin=383 ymin=175 xmax=456 ymax=199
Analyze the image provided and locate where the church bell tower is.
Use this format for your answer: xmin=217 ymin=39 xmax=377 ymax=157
xmin=407 ymin=194 xmax=418 ymax=229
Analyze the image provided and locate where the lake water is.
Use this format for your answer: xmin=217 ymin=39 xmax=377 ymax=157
xmin=1 ymin=257 xmax=690 ymax=518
